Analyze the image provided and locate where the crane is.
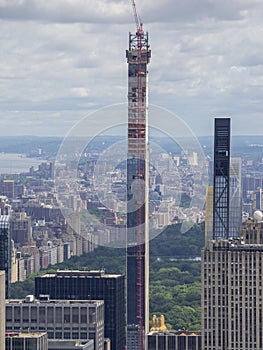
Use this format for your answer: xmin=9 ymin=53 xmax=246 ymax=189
xmin=131 ymin=0 xmax=143 ymax=36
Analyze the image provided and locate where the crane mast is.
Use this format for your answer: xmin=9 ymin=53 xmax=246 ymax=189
xmin=126 ymin=1 xmax=151 ymax=350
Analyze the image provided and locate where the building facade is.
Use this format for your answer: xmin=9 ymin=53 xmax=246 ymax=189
xmin=0 ymin=213 xmax=11 ymax=296
xmin=229 ymin=157 xmax=242 ymax=238
xmin=207 ymin=156 xmax=242 ymax=245
xmin=148 ymin=331 xmax=201 ymax=350
xmin=0 ymin=271 xmax=5 ymax=350
xmin=213 ymin=118 xmax=231 ymax=240
xmin=6 ymin=332 xmax=48 ymax=350
xmin=35 ymin=270 xmax=125 ymax=350
xmin=3 ymin=180 xmax=15 ymax=200
xmin=6 ymin=297 xmax=104 ymax=350
xmin=254 ymin=187 xmax=263 ymax=211
xmin=205 ymin=186 xmax=213 ymax=247
xmin=202 ymin=219 xmax=263 ymax=350
xmin=11 ymin=211 xmax=33 ymax=245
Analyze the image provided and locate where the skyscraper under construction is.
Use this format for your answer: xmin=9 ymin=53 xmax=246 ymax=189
xmin=126 ymin=3 xmax=151 ymax=349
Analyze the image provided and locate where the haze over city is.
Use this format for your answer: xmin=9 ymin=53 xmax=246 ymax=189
xmin=1 ymin=0 xmax=263 ymax=137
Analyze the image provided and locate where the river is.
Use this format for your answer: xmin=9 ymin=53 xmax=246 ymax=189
xmin=0 ymin=153 xmax=46 ymax=174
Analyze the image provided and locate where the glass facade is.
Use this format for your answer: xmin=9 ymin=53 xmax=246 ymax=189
xmin=213 ymin=118 xmax=231 ymax=240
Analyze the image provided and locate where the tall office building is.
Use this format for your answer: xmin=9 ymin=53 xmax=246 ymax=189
xmin=229 ymin=157 xmax=242 ymax=238
xmin=202 ymin=218 xmax=263 ymax=350
xmin=11 ymin=211 xmax=33 ymax=245
xmin=213 ymin=118 xmax=231 ymax=240
xmin=6 ymin=297 xmax=104 ymax=350
xmin=202 ymin=118 xmax=263 ymax=349
xmin=0 ymin=211 xmax=11 ymax=297
xmin=3 ymin=179 xmax=15 ymax=200
xmin=254 ymin=187 xmax=263 ymax=211
xmin=0 ymin=271 xmax=5 ymax=350
xmin=206 ymin=156 xmax=242 ymax=245
xmin=126 ymin=10 xmax=151 ymax=350
xmin=35 ymin=270 xmax=125 ymax=350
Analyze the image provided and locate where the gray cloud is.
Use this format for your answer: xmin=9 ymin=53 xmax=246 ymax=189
xmin=0 ymin=0 xmax=263 ymax=136
xmin=0 ymin=0 xmax=259 ymax=24
xmin=0 ymin=0 xmax=130 ymax=23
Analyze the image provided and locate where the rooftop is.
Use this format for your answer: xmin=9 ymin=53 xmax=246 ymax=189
xmin=6 ymin=332 xmax=47 ymax=339
xmin=148 ymin=330 xmax=201 ymax=336
xmin=6 ymin=298 xmax=104 ymax=306
xmin=39 ymin=269 xmax=123 ymax=279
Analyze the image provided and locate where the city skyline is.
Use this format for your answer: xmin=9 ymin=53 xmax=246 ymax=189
xmin=1 ymin=1 xmax=263 ymax=137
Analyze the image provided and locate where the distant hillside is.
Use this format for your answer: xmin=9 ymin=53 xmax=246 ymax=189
xmin=1 ymin=135 xmax=262 ymax=159
xmin=0 ymin=136 xmax=61 ymax=157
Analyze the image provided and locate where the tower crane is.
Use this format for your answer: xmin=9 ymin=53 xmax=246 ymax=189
xmin=131 ymin=0 xmax=143 ymax=36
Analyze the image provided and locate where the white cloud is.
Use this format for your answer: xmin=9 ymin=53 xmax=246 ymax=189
xmin=0 ymin=0 xmax=263 ymax=136
xmin=0 ymin=0 xmax=130 ymax=23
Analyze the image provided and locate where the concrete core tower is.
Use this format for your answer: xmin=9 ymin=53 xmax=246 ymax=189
xmin=126 ymin=15 xmax=151 ymax=350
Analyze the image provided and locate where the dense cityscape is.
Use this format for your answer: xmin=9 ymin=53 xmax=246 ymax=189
xmin=1 ymin=129 xmax=263 ymax=349
xmin=1 ymin=1 xmax=263 ymax=350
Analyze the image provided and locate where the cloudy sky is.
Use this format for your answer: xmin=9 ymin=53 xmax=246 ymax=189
xmin=1 ymin=0 xmax=263 ymax=137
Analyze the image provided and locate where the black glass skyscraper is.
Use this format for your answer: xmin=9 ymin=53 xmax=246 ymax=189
xmin=0 ymin=214 xmax=10 ymax=297
xmin=35 ymin=270 xmax=125 ymax=350
xmin=213 ymin=118 xmax=231 ymax=240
